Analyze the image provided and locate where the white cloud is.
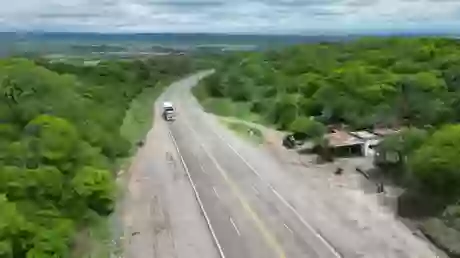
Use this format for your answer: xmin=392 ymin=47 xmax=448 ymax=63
xmin=0 ymin=0 xmax=460 ymax=33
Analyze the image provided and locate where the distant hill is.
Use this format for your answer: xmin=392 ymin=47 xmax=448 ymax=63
xmin=0 ymin=32 xmax=359 ymax=57
xmin=1 ymin=32 xmax=353 ymax=45
xmin=0 ymin=32 xmax=457 ymax=57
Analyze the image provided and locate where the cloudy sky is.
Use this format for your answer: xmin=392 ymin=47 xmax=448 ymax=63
xmin=1 ymin=0 xmax=460 ymax=34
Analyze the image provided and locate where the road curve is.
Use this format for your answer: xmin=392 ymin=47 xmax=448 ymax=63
xmin=122 ymin=72 xmax=441 ymax=258
xmin=160 ymin=72 xmax=342 ymax=258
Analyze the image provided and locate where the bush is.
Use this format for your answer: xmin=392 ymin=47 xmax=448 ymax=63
xmin=409 ymin=125 xmax=460 ymax=199
xmin=289 ymin=117 xmax=326 ymax=139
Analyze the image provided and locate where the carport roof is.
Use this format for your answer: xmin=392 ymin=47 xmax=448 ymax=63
xmin=326 ymin=130 xmax=364 ymax=147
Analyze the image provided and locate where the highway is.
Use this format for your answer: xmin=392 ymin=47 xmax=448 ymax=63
xmin=161 ymin=71 xmax=341 ymax=258
xmin=123 ymin=72 xmax=441 ymax=258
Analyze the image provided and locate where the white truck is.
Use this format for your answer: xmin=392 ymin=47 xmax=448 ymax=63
xmin=162 ymin=102 xmax=176 ymax=121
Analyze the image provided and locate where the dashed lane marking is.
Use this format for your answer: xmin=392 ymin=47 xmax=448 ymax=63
xmin=201 ymin=116 xmax=343 ymax=258
xmin=284 ymin=223 xmax=293 ymax=234
xmin=199 ymin=163 xmax=207 ymax=174
xmin=213 ymin=186 xmax=221 ymax=199
xmin=229 ymin=217 xmax=241 ymax=236
xmin=252 ymin=185 xmax=259 ymax=195
xmin=183 ymin=119 xmax=287 ymax=258
xmin=168 ymin=130 xmax=226 ymax=258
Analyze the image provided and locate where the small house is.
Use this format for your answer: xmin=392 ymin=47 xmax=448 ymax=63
xmin=325 ymin=129 xmax=364 ymax=157
xmin=371 ymin=128 xmax=403 ymax=166
xmin=349 ymin=131 xmax=381 ymax=157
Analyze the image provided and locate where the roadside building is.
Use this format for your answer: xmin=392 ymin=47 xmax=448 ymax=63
xmin=306 ymin=127 xmax=401 ymax=161
xmin=349 ymin=130 xmax=381 ymax=157
xmin=372 ymin=128 xmax=401 ymax=137
xmin=371 ymin=128 xmax=402 ymax=166
xmin=324 ymin=129 xmax=364 ymax=157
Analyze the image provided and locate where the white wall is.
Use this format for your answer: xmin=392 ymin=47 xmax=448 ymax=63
xmin=362 ymin=139 xmax=381 ymax=157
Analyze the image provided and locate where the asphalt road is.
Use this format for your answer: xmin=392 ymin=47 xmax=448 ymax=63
xmin=160 ymin=71 xmax=343 ymax=258
xmin=123 ymin=71 xmax=443 ymax=258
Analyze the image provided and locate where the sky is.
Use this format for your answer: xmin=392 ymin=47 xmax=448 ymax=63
xmin=1 ymin=0 xmax=460 ymax=34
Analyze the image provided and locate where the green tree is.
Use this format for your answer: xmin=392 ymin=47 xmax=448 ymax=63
xmin=24 ymin=115 xmax=79 ymax=166
xmin=409 ymin=125 xmax=460 ymax=199
xmin=197 ymin=37 xmax=460 ymax=129
xmin=289 ymin=117 xmax=326 ymax=139
xmin=379 ymin=128 xmax=428 ymax=158
xmin=0 ymin=56 xmax=196 ymax=257
xmin=0 ymin=195 xmax=32 ymax=258
xmin=71 ymin=166 xmax=116 ymax=216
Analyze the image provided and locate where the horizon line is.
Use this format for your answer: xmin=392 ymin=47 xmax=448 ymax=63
xmin=0 ymin=31 xmax=458 ymax=37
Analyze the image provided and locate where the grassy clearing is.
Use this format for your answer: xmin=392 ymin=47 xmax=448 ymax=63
xmin=221 ymin=119 xmax=264 ymax=145
xmin=200 ymin=97 xmax=264 ymax=123
xmin=73 ymin=212 xmax=124 ymax=258
xmin=192 ymin=85 xmax=264 ymax=124
xmin=120 ymin=83 xmax=166 ymax=149
xmin=193 ymin=84 xmax=265 ymax=144
xmin=117 ymin=83 xmax=166 ymax=172
xmin=75 ymin=182 xmax=125 ymax=258
xmin=84 ymin=219 xmax=113 ymax=258
xmin=71 ymin=215 xmax=113 ymax=258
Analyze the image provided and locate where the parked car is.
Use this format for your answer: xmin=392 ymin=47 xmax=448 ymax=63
xmin=282 ymin=132 xmax=308 ymax=149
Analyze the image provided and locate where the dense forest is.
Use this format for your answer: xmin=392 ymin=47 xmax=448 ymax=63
xmin=197 ymin=38 xmax=460 ymax=129
xmin=195 ymin=37 xmax=460 ymax=255
xmin=0 ymin=56 xmax=195 ymax=257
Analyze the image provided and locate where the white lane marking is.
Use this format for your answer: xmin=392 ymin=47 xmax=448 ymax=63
xmin=229 ymin=217 xmax=241 ymax=236
xmin=198 ymin=163 xmax=207 ymax=174
xmin=252 ymin=185 xmax=259 ymax=195
xmin=213 ymin=186 xmax=221 ymax=199
xmin=168 ymin=129 xmax=226 ymax=258
xmin=206 ymin=124 xmax=343 ymax=258
xmin=183 ymin=119 xmax=287 ymax=257
xmin=284 ymin=223 xmax=293 ymax=234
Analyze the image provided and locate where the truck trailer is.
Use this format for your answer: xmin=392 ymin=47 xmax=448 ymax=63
xmin=162 ymin=102 xmax=176 ymax=121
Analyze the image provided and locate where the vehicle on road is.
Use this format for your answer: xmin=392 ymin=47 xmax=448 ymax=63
xmin=162 ymin=101 xmax=176 ymax=121
xmin=282 ymin=132 xmax=308 ymax=149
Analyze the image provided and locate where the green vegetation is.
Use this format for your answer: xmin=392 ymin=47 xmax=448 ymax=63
xmin=409 ymin=125 xmax=460 ymax=199
xmin=376 ymin=127 xmax=429 ymax=182
xmin=196 ymin=37 xmax=460 ymax=198
xmin=194 ymin=37 xmax=460 ymax=254
xmin=193 ymin=85 xmax=264 ymax=124
xmin=289 ymin=117 xmax=326 ymax=140
xmin=120 ymin=83 xmax=165 ymax=148
xmin=71 ymin=216 xmax=112 ymax=258
xmin=197 ymin=38 xmax=460 ymax=130
xmin=221 ymin=119 xmax=263 ymax=145
xmin=0 ymin=55 xmax=195 ymax=257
